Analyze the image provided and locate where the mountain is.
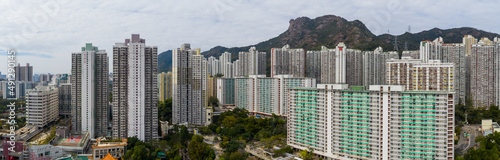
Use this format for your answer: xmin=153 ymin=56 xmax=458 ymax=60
xmin=202 ymin=15 xmax=390 ymax=60
xmin=158 ymin=15 xmax=500 ymax=73
xmin=378 ymin=27 xmax=500 ymax=51
xmin=158 ymin=50 xmax=172 ymax=73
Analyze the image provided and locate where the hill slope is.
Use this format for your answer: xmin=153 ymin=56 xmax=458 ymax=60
xmin=158 ymin=15 xmax=500 ymax=73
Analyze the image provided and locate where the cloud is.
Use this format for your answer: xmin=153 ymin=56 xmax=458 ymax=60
xmin=0 ymin=0 xmax=499 ymax=73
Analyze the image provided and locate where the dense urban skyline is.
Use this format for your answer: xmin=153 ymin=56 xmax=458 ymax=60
xmin=1 ymin=0 xmax=500 ymax=73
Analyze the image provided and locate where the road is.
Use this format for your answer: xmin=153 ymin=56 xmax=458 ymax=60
xmin=455 ymin=124 xmax=480 ymax=155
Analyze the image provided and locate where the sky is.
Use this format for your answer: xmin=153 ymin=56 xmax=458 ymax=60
xmin=0 ymin=0 xmax=498 ymax=74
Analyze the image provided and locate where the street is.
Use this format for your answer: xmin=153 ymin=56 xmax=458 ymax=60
xmin=455 ymin=124 xmax=481 ymax=155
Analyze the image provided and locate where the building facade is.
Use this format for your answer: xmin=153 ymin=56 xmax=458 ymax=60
xmin=346 ymin=49 xmax=363 ymax=86
xmin=306 ymin=50 xmax=321 ymax=83
xmin=71 ymin=43 xmax=109 ymax=138
xmin=386 ymin=57 xmax=454 ymax=93
xmin=287 ymin=84 xmax=454 ymax=160
xmin=470 ymin=43 xmax=496 ymax=107
xmin=234 ymin=75 xmax=315 ymax=116
xmin=237 ymin=47 xmax=266 ymax=77
xmin=158 ymin=72 xmax=172 ymax=101
xmin=219 ymin=52 xmax=233 ymax=78
xmin=217 ymin=78 xmax=235 ymax=106
xmin=363 ymin=47 xmax=398 ymax=87
xmin=14 ymin=63 xmax=33 ymax=82
xmin=441 ymin=43 xmax=467 ymax=103
xmin=112 ymin=34 xmax=158 ymax=141
xmin=0 ymin=81 xmax=36 ymax=99
xmin=26 ymin=86 xmax=59 ymax=127
xmin=271 ymin=45 xmax=305 ymax=77
xmin=172 ymin=43 xmax=208 ymax=125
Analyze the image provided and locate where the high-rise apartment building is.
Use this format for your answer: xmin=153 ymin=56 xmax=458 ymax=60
xmin=219 ymin=52 xmax=233 ymax=78
xmin=305 ymin=50 xmax=321 ymax=83
xmin=172 ymin=43 xmax=208 ymax=125
xmin=287 ymin=84 xmax=454 ymax=160
xmin=158 ymin=72 xmax=172 ymax=101
xmin=14 ymin=63 xmax=33 ymax=82
xmin=39 ymin=74 xmax=54 ymax=83
xmin=271 ymin=45 xmax=305 ymax=77
xmin=363 ymin=47 xmax=398 ymax=87
xmin=217 ymin=78 xmax=235 ymax=106
xmin=412 ymin=60 xmax=454 ymax=91
xmin=234 ymin=75 xmax=315 ymax=116
xmin=26 ymin=86 xmax=59 ymax=127
xmin=463 ymin=35 xmax=478 ymax=56
xmin=420 ymin=37 xmax=443 ymax=62
xmin=207 ymin=77 xmax=217 ymax=98
xmin=207 ymin=56 xmax=220 ymax=76
xmin=319 ymin=46 xmax=336 ymax=84
xmin=402 ymin=50 xmax=419 ymax=59
xmin=237 ymin=47 xmax=266 ymax=77
xmin=112 ymin=34 xmax=158 ymax=141
xmin=0 ymin=81 xmax=36 ymax=99
xmin=496 ymin=43 xmax=500 ymax=107
xmin=58 ymin=83 xmax=71 ymax=117
xmin=441 ymin=43 xmax=467 ymax=103
xmin=346 ymin=49 xmax=363 ymax=86
xmin=71 ymin=43 xmax=109 ymax=138
xmin=470 ymin=42 xmax=496 ymax=108
xmin=386 ymin=57 xmax=454 ymax=92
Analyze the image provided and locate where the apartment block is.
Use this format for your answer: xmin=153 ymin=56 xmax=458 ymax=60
xmin=386 ymin=57 xmax=454 ymax=92
xmin=320 ymin=43 xmax=346 ymax=84
xmin=217 ymin=78 xmax=235 ymax=106
xmin=441 ymin=43 xmax=467 ymax=103
xmin=14 ymin=63 xmax=33 ymax=82
xmin=172 ymin=43 xmax=208 ymax=125
xmin=346 ymin=49 xmax=363 ymax=86
xmin=237 ymin=47 xmax=266 ymax=77
xmin=26 ymin=86 xmax=59 ymax=127
xmin=0 ymin=81 xmax=36 ymax=99
xmin=207 ymin=76 xmax=217 ymax=98
xmin=234 ymin=75 xmax=315 ymax=116
xmin=58 ymin=83 xmax=71 ymax=117
xmin=420 ymin=37 xmax=443 ymax=62
xmin=363 ymin=47 xmax=398 ymax=87
xmin=158 ymin=72 xmax=173 ymax=101
xmin=402 ymin=50 xmax=419 ymax=59
xmin=470 ymin=43 xmax=496 ymax=107
xmin=287 ymin=84 xmax=454 ymax=160
xmin=306 ymin=50 xmax=321 ymax=83
xmin=220 ymin=52 xmax=233 ymax=78
xmin=271 ymin=45 xmax=306 ymax=77
xmin=112 ymin=34 xmax=158 ymax=141
xmin=72 ymin=43 xmax=109 ymax=138
xmin=463 ymin=35 xmax=478 ymax=56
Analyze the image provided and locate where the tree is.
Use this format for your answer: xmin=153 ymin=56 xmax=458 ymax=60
xmin=300 ymin=148 xmax=315 ymax=160
xmin=209 ymin=96 xmax=219 ymax=107
xmin=179 ymin=125 xmax=192 ymax=146
xmin=222 ymin=116 xmax=237 ymax=128
xmin=158 ymin=98 xmax=172 ymax=122
xmin=274 ymin=146 xmax=293 ymax=157
xmin=188 ymin=135 xmax=216 ymax=160
xmin=214 ymin=73 xmax=224 ymax=78
xmin=122 ymin=145 xmax=150 ymax=160
xmin=227 ymin=151 xmax=245 ymax=160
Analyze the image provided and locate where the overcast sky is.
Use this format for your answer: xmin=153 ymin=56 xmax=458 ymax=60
xmin=0 ymin=0 xmax=498 ymax=74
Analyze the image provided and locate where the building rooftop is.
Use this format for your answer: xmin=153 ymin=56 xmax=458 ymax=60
xmin=92 ymin=138 xmax=127 ymax=149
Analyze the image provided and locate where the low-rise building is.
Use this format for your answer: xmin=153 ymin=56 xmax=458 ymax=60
xmin=90 ymin=138 xmax=127 ymax=159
